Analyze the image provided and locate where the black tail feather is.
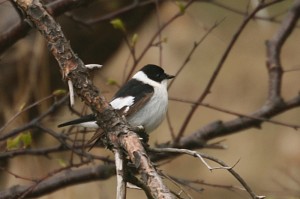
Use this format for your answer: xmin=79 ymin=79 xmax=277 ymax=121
xmin=58 ymin=114 xmax=96 ymax=127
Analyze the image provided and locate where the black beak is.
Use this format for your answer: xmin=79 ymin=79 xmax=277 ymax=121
xmin=165 ymin=74 xmax=175 ymax=79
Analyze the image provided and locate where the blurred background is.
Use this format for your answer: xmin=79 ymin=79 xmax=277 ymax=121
xmin=1 ymin=0 xmax=300 ymax=198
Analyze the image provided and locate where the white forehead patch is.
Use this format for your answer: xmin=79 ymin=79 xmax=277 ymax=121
xmin=110 ymin=96 xmax=135 ymax=110
xmin=133 ymin=71 xmax=161 ymax=87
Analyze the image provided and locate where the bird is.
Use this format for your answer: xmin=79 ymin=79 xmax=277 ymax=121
xmin=58 ymin=64 xmax=174 ymax=135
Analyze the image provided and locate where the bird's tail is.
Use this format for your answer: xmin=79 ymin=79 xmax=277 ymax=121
xmin=57 ymin=114 xmax=96 ymax=127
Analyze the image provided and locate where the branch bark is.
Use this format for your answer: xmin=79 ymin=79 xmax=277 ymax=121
xmin=266 ymin=0 xmax=300 ymax=101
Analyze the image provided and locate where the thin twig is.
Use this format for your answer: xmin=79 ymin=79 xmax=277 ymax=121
xmin=160 ymin=171 xmax=194 ymax=199
xmin=155 ymin=0 xmax=163 ymax=66
xmin=0 ymin=95 xmax=69 ymax=141
xmin=166 ymin=18 xmax=225 ymax=140
xmin=0 ymin=94 xmax=54 ymax=133
xmin=67 ymin=80 xmax=74 ymax=106
xmin=151 ymin=147 xmax=265 ymax=199
xmin=167 ymin=18 xmax=225 ymax=89
xmin=170 ymin=97 xmax=300 ymax=129
xmin=174 ymin=0 xmax=284 ymax=143
xmin=114 ymin=149 xmax=126 ymax=199
xmin=0 ymin=164 xmax=116 ymax=199
xmin=126 ymin=0 xmax=194 ymax=81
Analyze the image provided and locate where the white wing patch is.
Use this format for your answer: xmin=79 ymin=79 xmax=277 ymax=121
xmin=110 ymin=96 xmax=135 ymax=111
xmin=77 ymin=121 xmax=98 ymax=128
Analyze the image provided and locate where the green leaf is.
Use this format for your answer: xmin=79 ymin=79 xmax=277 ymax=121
xmin=52 ymin=89 xmax=67 ymax=96
xmin=57 ymin=158 xmax=67 ymax=167
xmin=131 ymin=33 xmax=138 ymax=47
xmin=110 ymin=18 xmax=126 ymax=33
xmin=7 ymin=136 xmax=21 ymax=150
xmin=162 ymin=37 xmax=168 ymax=43
xmin=176 ymin=1 xmax=185 ymax=14
xmin=107 ymin=78 xmax=118 ymax=86
xmin=6 ymin=132 xmax=32 ymax=150
xmin=20 ymin=132 xmax=32 ymax=148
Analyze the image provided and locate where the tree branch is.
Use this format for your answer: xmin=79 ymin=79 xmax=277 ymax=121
xmin=0 ymin=164 xmax=115 ymax=199
xmin=266 ymin=0 xmax=300 ymax=102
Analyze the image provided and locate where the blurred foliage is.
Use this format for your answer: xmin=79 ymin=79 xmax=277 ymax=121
xmin=6 ymin=131 xmax=32 ymax=150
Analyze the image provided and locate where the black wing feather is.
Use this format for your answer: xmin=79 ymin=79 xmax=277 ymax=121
xmin=113 ymin=79 xmax=154 ymax=101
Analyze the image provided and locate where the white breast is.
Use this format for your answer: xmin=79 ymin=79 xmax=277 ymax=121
xmin=127 ymin=80 xmax=169 ymax=133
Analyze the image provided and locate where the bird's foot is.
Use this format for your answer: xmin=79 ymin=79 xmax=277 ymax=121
xmin=130 ymin=125 xmax=149 ymax=144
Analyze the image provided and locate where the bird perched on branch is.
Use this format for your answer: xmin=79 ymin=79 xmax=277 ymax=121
xmin=58 ymin=64 xmax=174 ymax=137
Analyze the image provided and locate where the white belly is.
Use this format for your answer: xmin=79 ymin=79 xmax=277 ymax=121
xmin=127 ymin=85 xmax=168 ymax=133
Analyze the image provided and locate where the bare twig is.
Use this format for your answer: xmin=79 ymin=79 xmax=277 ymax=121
xmin=0 ymin=164 xmax=116 ymax=199
xmin=266 ymin=0 xmax=300 ymax=102
xmin=0 ymin=167 xmax=37 ymax=182
xmin=155 ymin=0 xmax=163 ymax=66
xmin=0 ymin=95 xmax=69 ymax=141
xmin=67 ymin=80 xmax=75 ymax=106
xmin=75 ymin=0 xmax=154 ymax=25
xmin=0 ymin=93 xmax=59 ymax=133
xmin=126 ymin=0 xmax=194 ymax=81
xmin=0 ymin=143 xmax=112 ymax=162
xmin=174 ymin=0 xmax=285 ymax=143
xmin=207 ymin=0 xmax=288 ymax=25
xmin=170 ymin=176 xmax=244 ymax=193
xmin=167 ymin=18 xmax=225 ymax=90
xmin=171 ymin=94 xmax=300 ymax=149
xmin=166 ymin=18 xmax=224 ymax=140
xmin=170 ymin=97 xmax=300 ymax=129
xmin=114 ymin=149 xmax=127 ymax=199
xmin=160 ymin=172 xmax=194 ymax=199
xmin=151 ymin=147 xmax=265 ymax=199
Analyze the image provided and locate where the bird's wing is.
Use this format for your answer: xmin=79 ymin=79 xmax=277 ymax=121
xmin=118 ymin=92 xmax=153 ymax=117
xmin=58 ymin=79 xmax=154 ymax=128
xmin=110 ymin=79 xmax=154 ymax=117
xmin=57 ymin=114 xmax=96 ymax=127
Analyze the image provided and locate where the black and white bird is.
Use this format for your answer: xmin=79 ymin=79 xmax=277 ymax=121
xmin=58 ymin=64 xmax=174 ymax=134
